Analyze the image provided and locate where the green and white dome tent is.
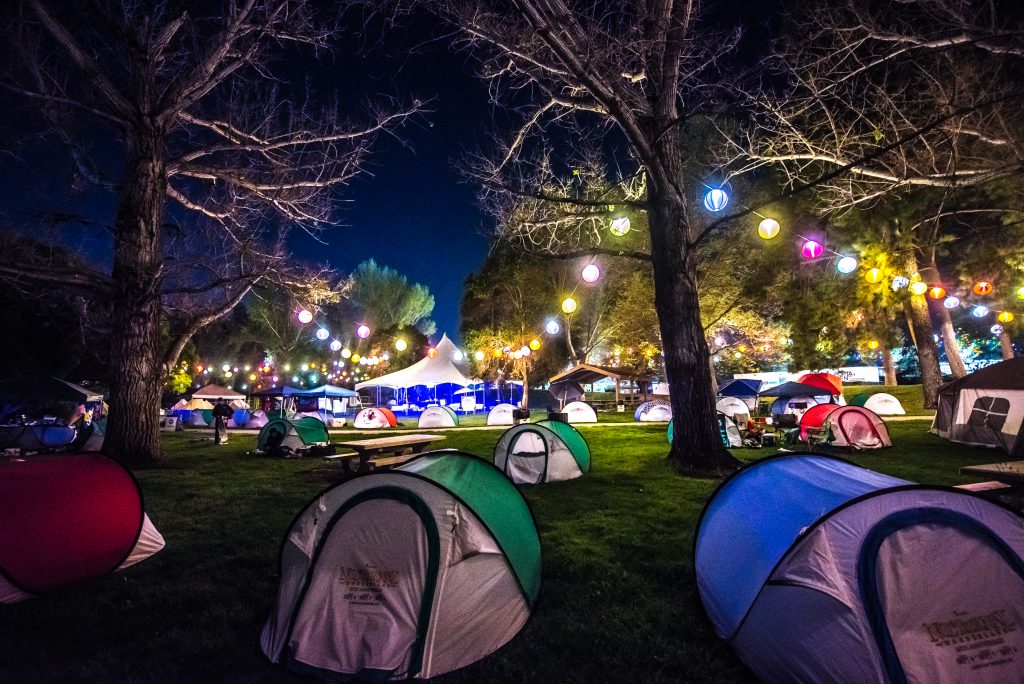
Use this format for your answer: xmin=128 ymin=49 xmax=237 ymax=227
xmin=256 ymin=416 xmax=329 ymax=456
xmin=261 ymin=451 xmax=541 ymax=681
xmin=493 ymin=419 xmax=591 ymax=484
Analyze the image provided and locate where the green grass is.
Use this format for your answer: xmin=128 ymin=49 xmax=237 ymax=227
xmin=0 ymin=422 xmax=1008 ymax=683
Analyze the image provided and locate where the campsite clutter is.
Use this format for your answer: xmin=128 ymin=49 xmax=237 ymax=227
xmin=695 ymin=453 xmax=1024 ymax=683
xmin=0 ymin=453 xmax=164 ymax=604
xmin=261 ymin=451 xmax=541 ymax=680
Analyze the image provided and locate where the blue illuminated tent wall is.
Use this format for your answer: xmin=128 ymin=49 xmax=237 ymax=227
xmin=694 ymin=453 xmax=1024 ymax=684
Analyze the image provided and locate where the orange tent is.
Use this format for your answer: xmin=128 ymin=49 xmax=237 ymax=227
xmin=797 ymin=373 xmax=843 ymax=396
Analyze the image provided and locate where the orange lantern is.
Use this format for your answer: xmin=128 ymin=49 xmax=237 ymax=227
xmin=998 ymin=311 xmax=1015 ymax=323
xmin=973 ymin=281 xmax=993 ymax=296
xmin=928 ymin=286 xmax=946 ymax=300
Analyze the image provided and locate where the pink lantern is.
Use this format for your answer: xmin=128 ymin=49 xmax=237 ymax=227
xmin=356 ymin=324 xmax=371 ymax=339
xmin=297 ymin=309 xmax=313 ymax=324
xmin=801 ymin=240 xmax=823 ymax=259
xmin=581 ymin=264 xmax=601 ymax=283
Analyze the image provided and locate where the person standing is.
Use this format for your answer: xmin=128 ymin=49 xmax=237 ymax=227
xmin=212 ymin=399 xmax=233 ymax=445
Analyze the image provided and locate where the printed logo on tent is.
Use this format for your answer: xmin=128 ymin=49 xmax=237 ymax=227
xmin=922 ymin=608 xmax=1019 ymax=671
xmin=968 ymin=397 xmax=1011 ymax=431
xmin=339 ymin=565 xmax=400 ymax=608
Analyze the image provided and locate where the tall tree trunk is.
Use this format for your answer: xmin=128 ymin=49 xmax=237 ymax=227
xmin=647 ymin=189 xmax=737 ymax=473
xmin=103 ymin=129 xmax=166 ymax=465
xmin=937 ymin=306 xmax=967 ymax=377
xmin=708 ymin=354 xmax=719 ymax=396
xmin=881 ymin=342 xmax=897 ymax=386
xmin=903 ymin=297 xmax=942 ymax=408
xmin=1000 ymin=330 xmax=1015 ymax=360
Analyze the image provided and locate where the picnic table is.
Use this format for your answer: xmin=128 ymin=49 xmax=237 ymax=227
xmin=330 ymin=433 xmax=446 ymax=475
xmin=959 ymin=460 xmax=1024 ymax=489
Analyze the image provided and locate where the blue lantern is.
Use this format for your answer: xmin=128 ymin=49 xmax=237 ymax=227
xmin=703 ymin=188 xmax=729 ymax=212
xmin=316 ymin=328 xmax=330 ymax=341
xmin=836 ymin=256 xmax=858 ymax=274
xmin=972 ymin=305 xmax=990 ymax=318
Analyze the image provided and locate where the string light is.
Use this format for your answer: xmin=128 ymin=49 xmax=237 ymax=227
xmin=581 ymin=264 xmax=601 ymax=283
xmin=394 ymin=339 xmax=408 ymax=352
xmin=316 ymin=328 xmax=330 ymax=340
xmin=928 ymin=286 xmax=946 ymax=300
xmin=529 ymin=338 xmax=541 ymax=351
xmin=474 ymin=351 xmax=485 ymax=361
xmin=297 ymin=309 xmax=313 ymax=324
xmin=943 ymin=296 xmax=960 ymax=309
xmin=757 ymin=218 xmax=781 ymax=240
xmin=866 ymin=268 xmax=883 ymax=284
xmin=609 ymin=217 xmax=631 ymax=236
xmin=998 ymin=311 xmax=1015 ymax=323
xmin=972 ymin=305 xmax=990 ymax=318
xmin=909 ymin=281 xmax=928 ymax=296
xmin=973 ymin=281 xmax=993 ymax=296
xmin=703 ymin=188 xmax=729 ymax=212
xmin=867 ymin=340 xmax=879 ymax=350
xmin=561 ymin=297 xmax=578 ymax=314
xmin=801 ymin=240 xmax=823 ymax=259
xmin=356 ymin=324 xmax=371 ymax=339
xmin=545 ymin=320 xmax=560 ymax=335
xmin=836 ymin=256 xmax=858 ymax=274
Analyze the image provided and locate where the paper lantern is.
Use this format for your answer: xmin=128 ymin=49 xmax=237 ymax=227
xmin=521 ymin=345 xmax=531 ymax=357
xmin=356 ymin=324 xmax=371 ymax=339
xmin=315 ymin=328 xmax=330 ymax=341
xmin=992 ymin=325 xmax=1004 ymax=335
xmin=865 ymin=268 xmax=883 ymax=283
xmin=1017 ymin=286 xmax=1024 ymax=300
xmin=222 ymin=364 xmax=231 ymax=372
xmin=928 ymin=286 xmax=946 ymax=300
xmin=297 ymin=309 xmax=313 ymax=324
xmin=493 ymin=348 xmax=503 ymax=358
xmin=428 ymin=347 xmax=438 ymax=359
xmin=867 ymin=340 xmax=879 ymax=350
xmin=351 ymin=354 xmax=361 ymax=363
xmin=836 ymin=256 xmax=857 ymax=274
xmin=562 ymin=297 xmax=578 ymax=314
xmin=891 ymin=275 xmax=909 ymax=290
xmin=330 ymin=340 xmax=342 ymax=352
xmin=581 ymin=264 xmax=601 ymax=283
xmin=943 ymin=296 xmax=960 ymax=309
xmin=973 ymin=281 xmax=993 ymax=296
xmin=998 ymin=311 xmax=1015 ymax=323
xmin=301 ymin=363 xmax=309 ymax=372
xmin=529 ymin=338 xmax=541 ymax=351
xmin=801 ymin=240 xmax=823 ymax=259
xmin=545 ymin=319 xmax=560 ymax=335
xmin=394 ymin=339 xmax=408 ymax=352
xmin=757 ymin=218 xmax=781 ymax=240
xmin=453 ymin=350 xmax=465 ymax=361
xmin=972 ymin=305 xmax=990 ymax=318
xmin=609 ymin=217 xmax=631 ymax=236
xmin=909 ymin=281 xmax=928 ymax=296
xmin=341 ymin=348 xmax=352 ymax=359
xmin=703 ymin=188 xmax=729 ymax=212
xmin=474 ymin=351 xmax=484 ymax=361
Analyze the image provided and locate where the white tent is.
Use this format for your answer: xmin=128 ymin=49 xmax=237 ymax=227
xmin=356 ymin=334 xmax=473 ymax=391
xmin=192 ymin=384 xmax=248 ymax=408
xmin=715 ymin=397 xmax=750 ymax=422
xmin=188 ymin=411 xmax=210 ymax=426
xmin=247 ymin=410 xmax=269 ymax=428
xmin=354 ymin=407 xmax=397 ymax=429
xmin=418 ymin=405 xmax=458 ymax=428
xmin=562 ymin=401 xmax=597 ymax=424
xmin=487 ymin=403 xmax=516 ymax=426
xmin=180 ymin=398 xmax=214 ymax=411
xmin=494 ymin=420 xmax=591 ymax=484
xmin=856 ymin=392 xmax=906 ymax=415
xmin=770 ymin=395 xmax=822 ymax=421
xmin=634 ymin=400 xmax=672 ymax=422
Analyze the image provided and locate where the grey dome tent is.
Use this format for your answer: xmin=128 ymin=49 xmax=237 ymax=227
xmin=932 ymin=357 xmax=1024 ymax=455
xmin=493 ymin=419 xmax=591 ymax=484
xmin=261 ymin=451 xmax=541 ymax=680
xmin=418 ymin=404 xmax=459 ymax=428
xmin=256 ymin=416 xmax=329 ymax=456
xmin=695 ymin=453 xmax=1024 ymax=684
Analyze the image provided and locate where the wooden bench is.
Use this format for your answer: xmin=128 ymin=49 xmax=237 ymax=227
xmin=332 ymin=434 xmax=447 ymax=475
xmin=955 ymin=481 xmax=1013 ymax=493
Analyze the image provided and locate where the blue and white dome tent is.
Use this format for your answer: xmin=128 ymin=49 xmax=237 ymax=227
xmin=694 ymin=452 xmax=1024 ymax=684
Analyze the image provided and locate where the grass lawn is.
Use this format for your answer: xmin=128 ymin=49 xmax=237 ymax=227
xmin=0 ymin=420 xmax=1007 ymax=683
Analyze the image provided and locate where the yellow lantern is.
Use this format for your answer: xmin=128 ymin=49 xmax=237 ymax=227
xmin=998 ymin=311 xmax=1015 ymax=323
xmin=394 ymin=339 xmax=408 ymax=352
xmin=561 ymin=297 xmax=578 ymax=314
xmin=865 ymin=268 xmax=882 ymax=283
xmin=867 ymin=340 xmax=879 ymax=350
xmin=909 ymin=281 xmax=928 ymax=296
xmin=529 ymin=338 xmax=541 ymax=351
xmin=493 ymin=348 xmax=503 ymax=358
xmin=757 ymin=218 xmax=781 ymax=240
xmin=1017 ymin=286 xmax=1024 ymax=300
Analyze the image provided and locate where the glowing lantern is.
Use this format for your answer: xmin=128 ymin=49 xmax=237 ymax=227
xmin=703 ymin=188 xmax=729 ymax=212
xmin=757 ymin=218 xmax=780 ymax=240
xmin=316 ymin=328 xmax=330 ymax=341
xmin=356 ymin=324 xmax=371 ymax=339
xmin=222 ymin=364 xmax=231 ymax=372
xmin=998 ymin=311 xmax=1015 ymax=323
xmin=972 ymin=305 xmax=990 ymax=318
xmin=330 ymin=340 xmax=342 ymax=352
xmin=1017 ymin=286 xmax=1024 ymax=300
xmin=453 ymin=350 xmax=465 ymax=361
xmin=581 ymin=264 xmax=601 ymax=283
xmin=224 ymin=370 xmax=233 ymax=378
xmin=351 ymin=353 xmax=360 ymax=363
xmin=394 ymin=339 xmax=408 ymax=352
xmin=909 ymin=281 xmax=928 ymax=296
xmin=428 ymin=347 xmax=438 ymax=359
xmin=513 ymin=350 xmax=523 ymax=360
xmin=529 ymin=338 xmax=541 ymax=351
xmin=249 ymin=373 xmax=257 ymax=381
xmin=864 ymin=268 xmax=882 ymax=283
xmin=493 ymin=348 xmax=502 ymax=358
xmin=891 ymin=275 xmax=909 ymax=290
xmin=973 ymin=281 xmax=993 ymax=296
xmin=867 ymin=340 xmax=879 ymax=350
xmin=738 ymin=344 xmax=747 ymax=352
xmin=928 ymin=286 xmax=946 ymax=300
xmin=341 ymin=348 xmax=352 ymax=359
xmin=944 ymin=296 xmax=960 ymax=309
xmin=992 ymin=325 xmax=1004 ymax=335
xmin=301 ymin=363 xmax=309 ymax=372
xmin=836 ymin=256 xmax=858 ymax=274
xmin=474 ymin=351 xmax=484 ymax=361
xmin=297 ymin=309 xmax=313 ymax=324
xmin=801 ymin=240 xmax=823 ymax=259
xmin=609 ymin=217 xmax=631 ymax=236
xmin=561 ymin=297 xmax=578 ymax=314
xmin=545 ymin=319 xmax=560 ymax=335
xmin=521 ymin=345 xmax=531 ymax=357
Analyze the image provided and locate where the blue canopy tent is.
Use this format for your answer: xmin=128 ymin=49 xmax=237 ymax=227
xmin=717 ymin=378 xmax=762 ymax=399
xmin=695 ymin=453 xmax=1024 ymax=683
xmin=285 ymin=384 xmax=358 ymax=425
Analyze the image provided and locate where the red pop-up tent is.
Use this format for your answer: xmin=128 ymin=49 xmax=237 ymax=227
xmin=0 ymin=454 xmax=164 ymax=603
xmin=797 ymin=372 xmax=844 ymax=397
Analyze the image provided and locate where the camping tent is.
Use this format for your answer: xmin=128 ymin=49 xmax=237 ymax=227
xmin=717 ymin=378 xmax=763 ymax=411
xmin=418 ymin=405 xmax=459 ymax=428
xmin=715 ymin=397 xmax=750 ymax=422
xmin=850 ymin=392 xmax=906 ymax=416
xmin=261 ymin=451 xmax=540 ymax=680
xmin=798 ymin=403 xmax=840 ymax=440
xmin=354 ymin=407 xmax=398 ymax=429
xmin=356 ymin=334 xmax=474 ymax=409
xmin=796 ymin=372 xmax=843 ymax=397
xmin=668 ymin=414 xmax=743 ymax=448
xmin=487 ymin=403 xmax=516 ymax=426
xmin=1 ymin=453 xmax=164 ymax=604
xmin=562 ymin=401 xmax=597 ymax=424
xmin=192 ymin=384 xmax=248 ymax=409
xmin=188 ymin=410 xmax=211 ymax=426
xmin=634 ymin=400 xmax=672 ymax=422
xmin=0 ymin=376 xmax=103 ymax=404
xmin=256 ymin=417 xmax=329 ymax=455
xmin=823 ymin=406 xmax=891 ymax=449
xmin=769 ymin=395 xmax=823 ymax=422
xmin=493 ymin=420 xmax=591 ymax=484
xmin=694 ymin=452 xmax=1024 ymax=684
xmin=247 ymin=410 xmax=269 ymax=428
xmin=932 ymin=357 xmax=1024 ymax=455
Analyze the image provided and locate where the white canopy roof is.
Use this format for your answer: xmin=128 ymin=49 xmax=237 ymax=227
xmin=356 ymin=334 xmax=473 ymax=390
xmin=192 ymin=384 xmax=247 ymax=400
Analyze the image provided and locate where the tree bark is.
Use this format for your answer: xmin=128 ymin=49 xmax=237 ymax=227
xmin=903 ymin=295 xmax=943 ymax=408
xmin=103 ymin=128 xmax=167 ymax=465
xmin=1000 ymin=330 xmax=1015 ymax=360
xmin=708 ymin=354 xmax=719 ymax=396
xmin=937 ymin=306 xmax=968 ymax=377
xmin=647 ymin=187 xmax=737 ymax=473
xmin=880 ymin=342 xmax=897 ymax=386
